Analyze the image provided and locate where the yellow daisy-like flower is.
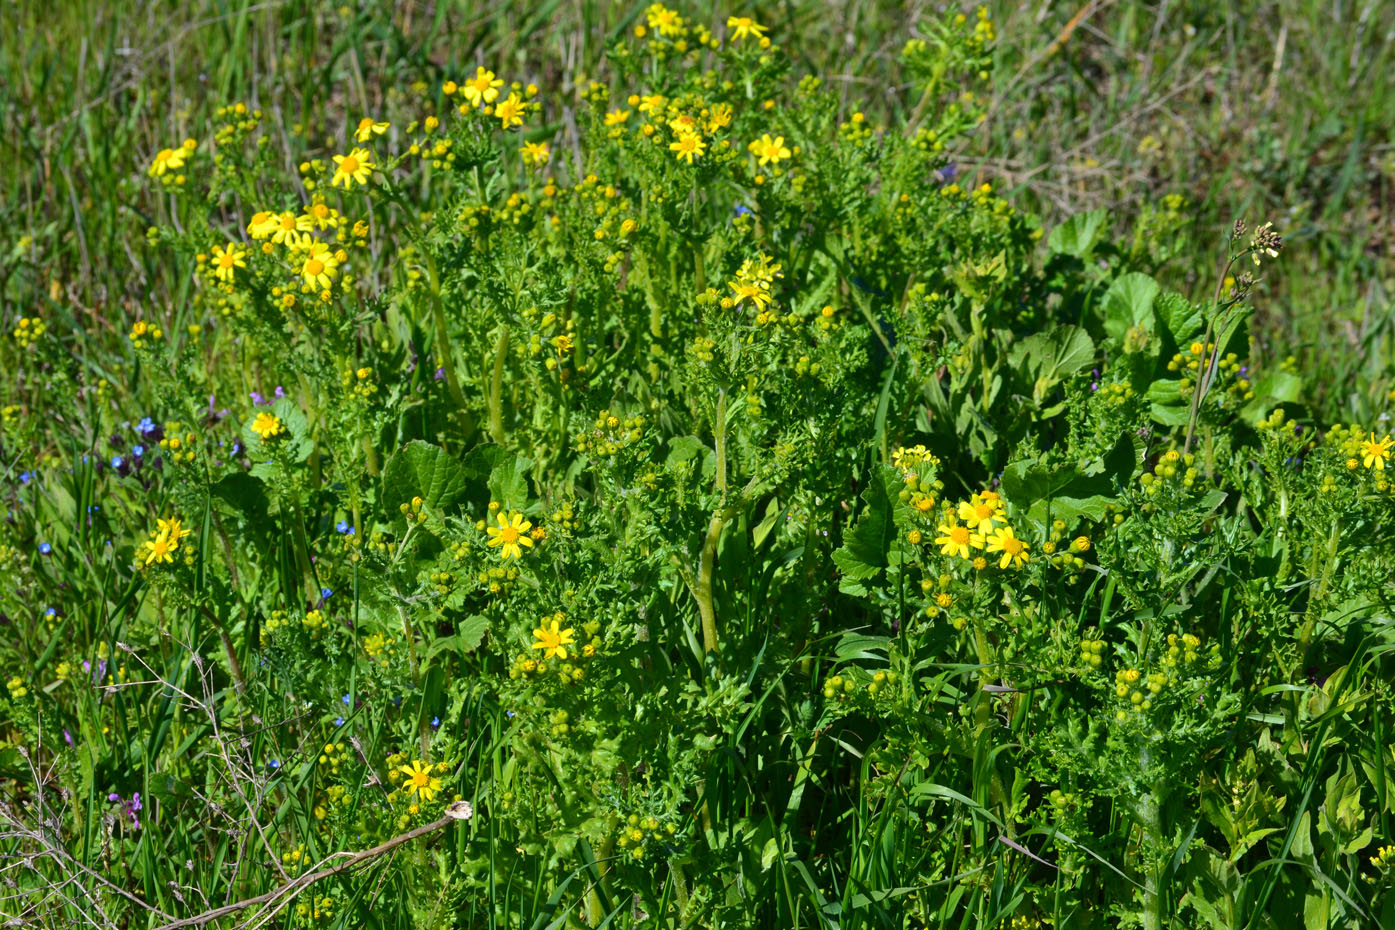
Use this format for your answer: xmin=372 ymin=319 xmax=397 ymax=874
xmin=148 ymin=147 xmax=186 ymax=177
xmin=531 ymin=619 xmax=576 ymax=661
xmin=331 ymin=148 xmax=375 ymax=189
xmin=706 ymin=103 xmax=733 ymax=132
xmin=298 ymin=242 xmax=339 ymax=291
xmin=250 ymin=411 xmax=284 ymax=440
xmin=270 ymin=211 xmax=313 ymax=247
xmin=305 ymin=200 xmax=340 ymax=230
xmin=399 ymin=760 xmax=443 ymax=803
xmin=354 ymin=117 xmax=389 ymax=143
xmin=749 ymin=133 xmax=791 ymax=166
xmin=646 ymin=3 xmax=683 ymax=36
xmin=494 ymin=93 xmax=525 ymax=130
xmin=726 ymin=16 xmax=768 ymax=42
xmin=156 ymin=516 xmax=193 ymax=545
xmin=669 ymin=132 xmax=705 ymax=164
xmin=486 ymin=511 xmax=535 ymax=559
xmin=142 ymin=533 xmax=177 ymax=565
xmin=519 ymin=141 xmax=550 ymax=167
xmin=985 ymin=526 xmax=1030 ymax=570
xmin=934 ymin=519 xmax=982 ymax=560
xmin=210 ymin=243 xmax=247 ymax=284
xmin=957 ymin=494 xmax=1003 ymax=530
xmin=637 ymin=94 xmax=666 ymax=115
xmin=461 ymin=67 xmax=503 ymax=108
xmin=246 ymin=211 xmax=279 ymax=239
xmin=728 ymin=281 xmax=771 ymax=309
xmin=604 ymin=109 xmax=632 ymax=126
xmin=1362 ymin=432 xmax=1392 ymax=470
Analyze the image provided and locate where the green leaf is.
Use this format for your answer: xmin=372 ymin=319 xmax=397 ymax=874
xmin=488 ymin=455 xmax=532 ymax=511
xmin=1101 ymin=272 xmax=1160 ymax=341
xmin=1000 ymin=434 xmax=1134 ymax=525
xmin=382 ymin=441 xmax=471 ymax=514
xmin=1156 ymin=290 xmax=1205 ymax=344
xmin=1240 ymin=370 xmax=1303 ymax=424
xmin=832 ymin=465 xmax=899 ymax=593
xmin=1047 ymin=209 xmax=1108 ymax=259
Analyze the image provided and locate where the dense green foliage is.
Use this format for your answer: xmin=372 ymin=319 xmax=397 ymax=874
xmin=1 ymin=3 xmax=1393 ymax=929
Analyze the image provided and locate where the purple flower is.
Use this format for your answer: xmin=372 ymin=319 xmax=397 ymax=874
xmin=434 ymin=367 xmax=446 ymax=381
xmin=250 ymin=391 xmax=267 ymax=406
xmin=107 ymin=792 xmax=121 ymax=802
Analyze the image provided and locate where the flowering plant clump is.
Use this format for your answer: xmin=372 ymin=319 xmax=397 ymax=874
xmin=0 ymin=6 xmax=1393 ymax=930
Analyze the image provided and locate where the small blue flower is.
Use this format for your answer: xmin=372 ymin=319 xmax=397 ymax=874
xmin=111 ymin=456 xmax=123 ymax=469
xmin=335 ymin=520 xmax=349 ymax=534
xmin=38 ymin=542 xmax=52 ymax=555
xmin=430 ymin=716 xmax=441 ymax=729
xmin=132 ymin=445 xmax=144 ymax=458
xmin=334 ymin=716 xmax=345 ymax=726
xmin=342 ymin=694 xmax=351 ymax=705
xmin=320 ymin=587 xmax=333 ymax=599
xmin=19 ymin=471 xmax=31 ymax=484
xmin=137 ymin=417 xmax=156 ymax=435
xmin=45 ymin=607 xmax=56 ymax=618
xmin=734 ymin=204 xmax=752 ymax=217
xmin=268 ymin=759 xmax=281 ymax=771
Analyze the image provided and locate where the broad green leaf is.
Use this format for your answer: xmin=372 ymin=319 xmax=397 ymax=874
xmin=832 ymin=465 xmax=899 ymax=592
xmin=1156 ymin=290 xmax=1205 ymax=344
xmin=1047 ymin=209 xmax=1108 ymax=259
xmin=382 ymin=441 xmax=471 ymax=514
xmin=1102 ymin=272 xmax=1160 ymax=341
xmin=488 ymin=455 xmax=532 ymax=510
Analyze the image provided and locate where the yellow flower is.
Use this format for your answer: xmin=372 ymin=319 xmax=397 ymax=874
xmin=354 ymin=117 xmax=389 ymax=143
xmin=532 ymin=619 xmax=576 ymax=661
xmin=210 ymin=243 xmax=247 ymax=284
xmin=399 ymin=760 xmax=443 ymax=803
xmin=157 ymin=516 xmax=193 ymax=545
xmin=148 ymin=147 xmax=186 ymax=177
xmin=461 ymin=67 xmax=503 ymax=107
xmin=298 ymin=242 xmax=339 ymax=290
xmin=985 ymin=526 xmax=1030 ymax=569
xmin=1362 ymin=433 xmax=1392 ymax=470
xmin=604 ymin=109 xmax=632 ymax=126
xmin=934 ymin=519 xmax=982 ymax=559
xmin=142 ymin=533 xmax=176 ymax=566
xmin=957 ymin=494 xmax=1003 ymax=530
xmin=749 ymin=133 xmax=791 ymax=166
xmin=706 ymin=103 xmax=733 ymax=132
xmin=726 ymin=15 xmax=768 ymax=42
xmin=270 ymin=211 xmax=312 ymax=246
xmin=486 ymin=511 xmax=535 ymax=559
xmin=246 ymin=211 xmax=279 ymax=239
xmin=251 ymin=412 xmax=284 ymax=440
xmin=305 ymin=200 xmax=340 ymax=230
xmin=646 ymin=3 xmax=683 ymax=36
xmin=669 ymin=132 xmax=705 ymax=164
xmin=492 ymin=93 xmax=524 ymax=130
xmin=728 ymin=281 xmax=771 ymax=309
xmin=331 ymin=148 xmax=375 ymax=189
xmin=637 ymin=94 xmax=666 ymax=115
xmin=520 ymin=141 xmax=551 ymax=167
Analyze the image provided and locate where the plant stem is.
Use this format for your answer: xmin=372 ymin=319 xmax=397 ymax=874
xmin=488 ymin=324 xmax=510 ymax=444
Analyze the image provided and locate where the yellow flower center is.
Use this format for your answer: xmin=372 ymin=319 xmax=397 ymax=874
xmin=340 ymin=155 xmax=360 ymax=174
xmin=313 ymin=203 xmax=329 ymax=218
xmin=1002 ymin=537 xmax=1024 ymax=555
xmin=499 ymin=526 xmax=520 ymax=544
xmin=470 ymin=76 xmax=492 ymax=93
xmin=409 ymin=770 xmax=429 ymax=788
xmin=218 ymin=252 xmax=235 ymax=268
xmin=305 ymin=259 xmax=324 ymax=276
xmin=950 ymin=526 xmax=969 ymax=545
xmin=280 ymin=215 xmax=297 ymax=230
xmin=974 ymin=503 xmax=994 ymax=520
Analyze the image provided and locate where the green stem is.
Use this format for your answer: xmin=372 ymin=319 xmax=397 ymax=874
xmin=488 ymin=325 xmax=510 ymax=444
xmin=714 ymin=389 xmax=728 ymax=501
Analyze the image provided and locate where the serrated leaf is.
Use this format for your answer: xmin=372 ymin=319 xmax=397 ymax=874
xmin=382 ymin=441 xmax=470 ymax=514
xmin=488 ymin=455 xmax=532 ymax=510
xmin=832 ymin=466 xmax=899 ymax=590
xmin=1156 ymin=290 xmax=1204 ymax=344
